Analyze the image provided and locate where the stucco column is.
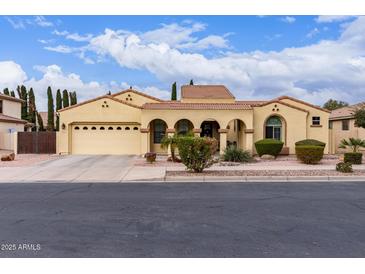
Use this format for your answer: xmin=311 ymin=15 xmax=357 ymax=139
xmin=218 ymin=129 xmax=228 ymax=154
xmin=140 ymin=128 xmax=150 ymax=155
xmin=166 ymin=128 xmax=176 ymax=156
xmin=193 ymin=128 xmax=202 ymax=137
xmin=244 ymin=129 xmax=254 ymax=153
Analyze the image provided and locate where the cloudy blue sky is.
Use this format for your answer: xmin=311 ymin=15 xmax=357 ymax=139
xmin=0 ymin=15 xmax=364 ymax=110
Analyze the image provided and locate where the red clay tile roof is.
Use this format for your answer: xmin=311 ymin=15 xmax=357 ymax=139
xmin=330 ymin=102 xmax=365 ymax=120
xmin=181 ymin=85 xmax=235 ymax=99
xmin=0 ymin=93 xmax=24 ymax=103
xmin=111 ymin=89 xmax=164 ymax=102
xmin=275 ymin=96 xmax=331 ymax=113
xmin=0 ymin=113 xmax=27 ymax=124
xmin=142 ymin=102 xmax=252 ymax=110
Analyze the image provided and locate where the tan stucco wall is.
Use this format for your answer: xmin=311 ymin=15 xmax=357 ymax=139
xmin=113 ymin=91 xmax=160 ymax=106
xmin=330 ymin=118 xmax=365 ymax=153
xmin=253 ymin=102 xmax=309 ymax=154
xmin=0 ymin=122 xmax=24 ymax=133
xmin=280 ymin=98 xmax=329 ymax=151
xmin=1 ymin=100 xmax=21 ymax=119
xmin=57 ymin=97 xmax=142 ymax=154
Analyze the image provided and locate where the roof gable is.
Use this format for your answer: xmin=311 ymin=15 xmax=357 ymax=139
xmin=257 ymin=99 xmax=309 ymax=113
xmin=277 ymin=96 xmax=330 ymax=113
xmin=111 ymin=89 xmax=164 ymax=102
xmin=0 ymin=93 xmax=23 ymax=103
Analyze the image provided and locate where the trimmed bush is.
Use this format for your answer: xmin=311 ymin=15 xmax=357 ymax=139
xmin=223 ymin=146 xmax=252 ymax=163
xmin=295 ymin=145 xmax=324 ymax=164
xmin=336 ymin=162 xmax=353 ymax=173
xmin=295 ymin=139 xmax=326 ymax=147
xmin=177 ymin=136 xmax=218 ymax=173
xmin=344 ymin=152 xmax=363 ymax=165
xmin=254 ymin=139 xmax=284 ymax=157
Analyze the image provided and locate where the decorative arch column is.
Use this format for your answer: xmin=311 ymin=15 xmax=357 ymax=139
xmin=218 ymin=128 xmax=228 ymax=154
xmin=140 ymin=128 xmax=150 ymax=155
xmin=244 ymin=128 xmax=254 ymax=152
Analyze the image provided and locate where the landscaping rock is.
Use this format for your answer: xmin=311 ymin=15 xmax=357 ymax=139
xmin=260 ymin=154 xmax=275 ymax=160
xmin=1 ymin=153 xmax=15 ymax=161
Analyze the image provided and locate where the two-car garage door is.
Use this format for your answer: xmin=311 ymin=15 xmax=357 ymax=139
xmin=71 ymin=124 xmax=141 ymax=155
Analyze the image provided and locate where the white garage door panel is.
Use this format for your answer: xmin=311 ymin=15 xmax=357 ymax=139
xmin=72 ymin=125 xmax=141 ymax=155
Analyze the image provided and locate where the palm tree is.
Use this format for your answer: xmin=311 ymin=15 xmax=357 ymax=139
xmin=161 ymin=134 xmax=179 ymax=162
xmin=338 ymin=138 xmax=365 ymax=152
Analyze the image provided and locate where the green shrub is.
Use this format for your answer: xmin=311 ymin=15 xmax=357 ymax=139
xmin=295 ymin=145 xmax=324 ymax=164
xmin=336 ymin=162 xmax=353 ymax=173
xmin=254 ymin=139 xmax=284 ymax=157
xmin=223 ymin=146 xmax=252 ymax=162
xmin=295 ymin=139 xmax=326 ymax=147
xmin=344 ymin=152 xmax=363 ymax=164
xmin=176 ymin=136 xmax=218 ymax=172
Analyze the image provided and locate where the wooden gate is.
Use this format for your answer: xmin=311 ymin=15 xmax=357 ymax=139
xmin=17 ymin=132 xmax=56 ymax=154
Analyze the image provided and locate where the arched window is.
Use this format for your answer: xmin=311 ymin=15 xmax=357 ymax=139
xmin=116 ymin=127 xmax=122 ymax=130
xmin=265 ymin=116 xmax=282 ymax=141
xmin=83 ymin=126 xmax=88 ymax=130
xmin=108 ymin=126 xmax=113 ymax=130
xmin=91 ymin=126 xmax=96 ymax=130
xmin=153 ymin=120 xmax=166 ymax=144
xmin=100 ymin=126 xmax=105 ymax=130
xmin=133 ymin=127 xmax=138 ymax=130
xmin=74 ymin=126 xmax=80 ymax=130
xmin=125 ymin=127 xmax=130 ymax=130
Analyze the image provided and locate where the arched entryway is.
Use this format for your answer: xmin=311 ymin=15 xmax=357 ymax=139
xmin=264 ymin=115 xmax=286 ymax=143
xmin=174 ymin=119 xmax=194 ymax=136
xmin=200 ymin=119 xmax=220 ymax=139
xmin=148 ymin=119 xmax=167 ymax=153
xmin=226 ymin=119 xmax=246 ymax=149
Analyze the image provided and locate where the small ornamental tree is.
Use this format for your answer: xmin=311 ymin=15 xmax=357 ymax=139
xmin=47 ymin=86 xmax=55 ymax=131
xmin=354 ymin=108 xmax=365 ymax=129
xmin=171 ymin=82 xmax=177 ymax=101
xmin=323 ymin=99 xmax=349 ymax=111
xmin=62 ymin=89 xmax=69 ymax=108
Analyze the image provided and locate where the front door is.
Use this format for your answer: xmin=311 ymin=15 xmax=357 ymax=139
xmin=201 ymin=121 xmax=213 ymax=137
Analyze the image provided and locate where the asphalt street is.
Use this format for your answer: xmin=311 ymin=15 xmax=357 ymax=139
xmin=1 ymin=182 xmax=365 ymax=257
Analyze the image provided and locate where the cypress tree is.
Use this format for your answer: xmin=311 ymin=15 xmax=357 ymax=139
xmin=3 ymin=88 xmax=10 ymax=95
xmin=47 ymin=86 xmax=55 ymax=131
xmin=16 ymin=85 xmax=21 ymax=99
xmin=28 ymin=88 xmax=37 ymax=131
xmin=56 ymin=89 xmax=62 ymax=131
xmin=10 ymin=91 xmax=15 ymax=97
xmin=189 ymin=79 xmax=194 ymax=85
xmin=36 ymin=111 xmax=44 ymax=131
xmin=171 ymin=82 xmax=177 ymax=101
xmin=73 ymin=91 xmax=77 ymax=105
xmin=20 ymin=85 xmax=28 ymax=120
xmin=70 ymin=91 xmax=77 ymax=105
xmin=62 ymin=89 xmax=69 ymax=108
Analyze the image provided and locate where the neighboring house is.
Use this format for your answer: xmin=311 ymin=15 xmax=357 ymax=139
xmin=0 ymin=93 xmax=28 ymax=150
xmin=57 ymin=85 xmax=330 ymax=155
xmin=329 ymin=102 xmax=365 ymax=154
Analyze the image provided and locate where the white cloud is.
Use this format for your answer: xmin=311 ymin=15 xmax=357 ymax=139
xmin=280 ymin=16 xmax=296 ymax=24
xmin=177 ymin=35 xmax=229 ymax=50
xmin=34 ymin=16 xmax=53 ymax=27
xmin=306 ymin=28 xmax=320 ymax=38
xmin=5 ymin=16 xmax=53 ymax=29
xmin=52 ymin=30 xmax=93 ymax=42
xmin=44 ymin=45 xmax=74 ymax=53
xmin=0 ymin=61 xmax=27 ymax=89
xmin=315 ymin=16 xmax=356 ymax=23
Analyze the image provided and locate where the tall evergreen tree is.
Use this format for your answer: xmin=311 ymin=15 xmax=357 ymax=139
xmin=56 ymin=89 xmax=62 ymax=131
xmin=3 ymin=88 xmax=10 ymax=95
xmin=28 ymin=88 xmax=37 ymax=131
xmin=16 ymin=85 xmax=21 ymax=99
xmin=189 ymin=79 xmax=194 ymax=85
xmin=20 ymin=85 xmax=28 ymax=120
xmin=36 ymin=111 xmax=45 ymax=131
xmin=70 ymin=91 xmax=77 ymax=105
xmin=62 ymin=89 xmax=69 ymax=108
xmin=73 ymin=91 xmax=77 ymax=105
xmin=47 ymin=86 xmax=55 ymax=131
xmin=171 ymin=82 xmax=177 ymax=101
xmin=10 ymin=91 xmax=15 ymax=97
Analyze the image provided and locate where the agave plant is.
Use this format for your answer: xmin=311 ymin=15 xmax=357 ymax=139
xmin=338 ymin=137 xmax=365 ymax=152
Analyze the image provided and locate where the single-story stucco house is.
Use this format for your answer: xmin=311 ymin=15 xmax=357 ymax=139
xmin=57 ymin=85 xmax=330 ymax=155
xmin=329 ymin=102 xmax=365 ymax=154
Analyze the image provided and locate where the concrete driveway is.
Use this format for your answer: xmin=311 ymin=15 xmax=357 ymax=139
xmin=0 ymin=155 xmax=138 ymax=182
